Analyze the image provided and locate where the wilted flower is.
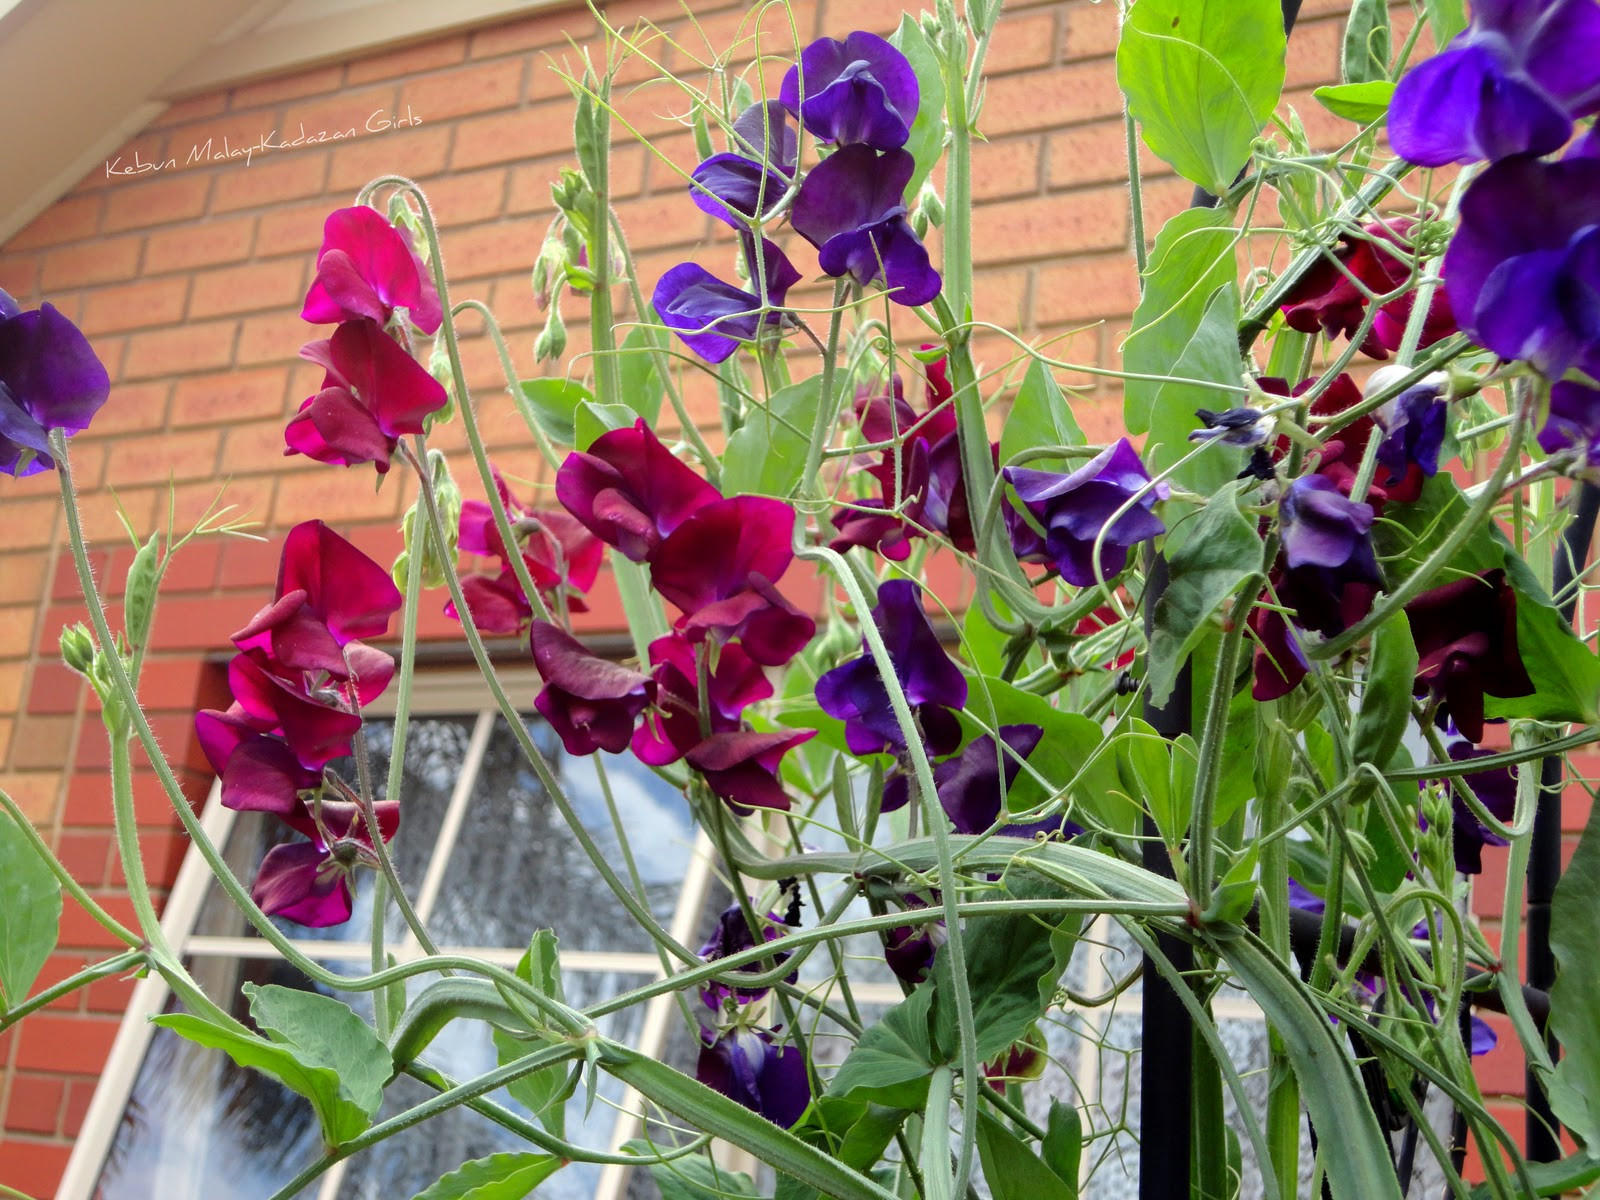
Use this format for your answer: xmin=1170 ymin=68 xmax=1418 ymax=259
xmin=0 ymin=288 xmax=111 ymax=476
xmin=530 ymin=621 xmax=655 ymax=755
xmin=1004 ymin=439 xmax=1167 ymax=586
xmin=1190 ymin=406 xmax=1273 ymax=447
xmin=653 ymin=239 xmax=802 ymax=363
xmin=1387 ymin=0 xmax=1600 ymax=166
xmin=791 ymin=145 xmax=941 ymax=306
xmin=684 ymin=728 xmax=815 ymax=813
xmin=696 ymin=1026 xmax=811 ymax=1127
xmin=1406 ymin=569 xmax=1535 ymax=742
xmin=301 ymin=206 xmax=442 ymax=334
xmin=1444 ymin=155 xmax=1600 ymax=380
xmin=781 ymin=31 xmax=919 ymax=150
xmin=1536 ymin=379 xmax=1600 ymax=469
xmin=252 ymin=798 xmax=400 ymax=928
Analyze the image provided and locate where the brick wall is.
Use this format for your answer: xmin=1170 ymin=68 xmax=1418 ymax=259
xmin=0 ymin=0 xmax=1548 ymax=1193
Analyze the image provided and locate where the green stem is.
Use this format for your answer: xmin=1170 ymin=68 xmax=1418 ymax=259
xmin=800 ymin=280 xmax=849 ymax=503
xmin=1189 ymin=574 xmax=1259 ymax=903
xmin=0 ymin=949 xmax=144 ymax=1030
xmin=921 ymin=1065 xmax=956 ymax=1200
xmin=0 ymin=790 xmax=140 ymax=948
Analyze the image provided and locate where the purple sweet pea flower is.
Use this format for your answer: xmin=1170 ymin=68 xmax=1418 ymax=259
xmin=301 ymin=206 xmax=442 ymax=334
xmin=194 ymin=707 xmax=323 ymax=815
xmin=697 ymin=902 xmax=796 ymax=1009
xmin=691 ymin=104 xmax=795 ymax=228
xmin=0 ymin=289 xmax=111 ymax=476
xmin=935 ymin=725 xmax=1081 ymax=838
xmin=649 ymin=496 xmax=817 ymax=666
xmin=684 ymin=728 xmax=815 ymax=814
xmin=790 ymin=145 xmax=941 ymax=306
xmin=883 ymin=893 xmax=945 ymax=984
xmin=1374 ymin=377 xmax=1449 ymax=487
xmin=731 ymin=101 xmax=799 ymax=173
xmin=653 ymin=239 xmax=802 ymax=363
xmin=530 ymin=621 xmax=656 ymax=756
xmin=1536 ymin=379 xmax=1600 ymax=469
xmin=1279 ymin=475 xmax=1380 ymax=578
xmin=1004 ymin=439 xmax=1169 ymax=586
xmin=1406 ymin=569 xmax=1535 ymax=742
xmin=1444 ymin=154 xmax=1600 ymax=380
xmin=252 ymin=798 xmax=401 ymax=928
xmin=780 ymin=31 xmax=919 ymax=150
xmin=1444 ymin=741 xmax=1519 ymax=874
xmin=1287 ymin=877 xmax=1327 ymax=915
xmin=555 ymin=419 xmax=722 ymax=563
xmin=815 ymin=579 xmax=967 ymax=760
xmin=632 ymin=634 xmax=772 ymax=766
xmin=1387 ymin=0 xmax=1600 ymax=166
xmin=696 ymin=1026 xmax=811 ymax=1128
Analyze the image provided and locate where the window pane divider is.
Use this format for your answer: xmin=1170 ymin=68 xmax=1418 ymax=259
xmin=403 ymin=709 xmax=497 ymax=939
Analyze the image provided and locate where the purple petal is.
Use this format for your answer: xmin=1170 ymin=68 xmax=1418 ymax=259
xmin=0 ymin=303 xmax=111 ymax=461
xmin=782 ymin=32 xmax=919 ymax=150
xmin=252 ymin=842 xmax=352 ymax=927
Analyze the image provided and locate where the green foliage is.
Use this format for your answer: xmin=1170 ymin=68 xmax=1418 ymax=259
xmin=517 ymin=377 xmax=594 ymax=447
xmin=999 ymin=359 xmax=1085 ymax=470
xmin=639 ymin=1149 xmax=760 ymax=1200
xmin=408 ymin=1151 xmax=563 ymax=1199
xmin=493 ymin=931 xmax=570 ymax=1137
xmin=123 ymin=532 xmax=160 ymax=651
xmin=1549 ymin=795 xmax=1600 ymax=1148
xmin=828 ymin=982 xmax=939 ymax=1108
xmin=1424 ymin=0 xmax=1469 ymax=43
xmin=722 ymin=376 xmax=823 ymax=498
xmin=574 ymin=400 xmax=634 ymax=450
xmin=1342 ymin=0 xmax=1392 ymax=83
xmin=618 ymin=311 xmax=668 ymax=426
xmin=975 ymin=1112 xmax=1077 ymax=1200
xmin=1313 ymin=81 xmax=1396 ymax=123
xmin=1350 ymin=614 xmax=1417 ymax=770
xmin=0 ymin=813 xmax=62 ymax=1010
xmin=1115 ymin=719 xmax=1185 ymax=846
xmin=890 ymin=14 xmax=946 ymax=204
xmin=1040 ymin=1100 xmax=1083 ymax=1189
xmin=1117 ymin=0 xmax=1288 ymax=196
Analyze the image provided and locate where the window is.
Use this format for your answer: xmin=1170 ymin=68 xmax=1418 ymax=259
xmin=60 ymin=669 xmax=725 ymax=1200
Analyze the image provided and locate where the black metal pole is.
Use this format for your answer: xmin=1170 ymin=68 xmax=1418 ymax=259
xmin=1526 ymin=480 xmax=1600 ymax=1160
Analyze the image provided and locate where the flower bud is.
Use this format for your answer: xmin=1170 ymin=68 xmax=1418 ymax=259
xmin=535 ymin=306 xmax=568 ymax=363
xmin=123 ymin=532 xmax=161 ymax=651
xmin=425 ymin=338 xmax=456 ymax=430
xmin=59 ymin=623 xmax=96 ymax=676
xmin=917 ymin=181 xmax=945 ymax=229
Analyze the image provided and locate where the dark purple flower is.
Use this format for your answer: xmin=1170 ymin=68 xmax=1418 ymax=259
xmin=1279 ymin=475 xmax=1380 ymax=578
xmin=1387 ymin=0 xmax=1600 ymax=166
xmin=0 ymin=289 xmax=111 ymax=476
xmin=1375 ymin=378 xmax=1448 ymax=486
xmin=684 ymin=728 xmax=815 ymax=813
xmin=194 ymin=706 xmax=322 ymax=815
xmin=698 ymin=903 xmax=796 ymax=1009
xmin=731 ymin=101 xmax=798 ymax=173
xmin=1406 ymin=569 xmax=1535 ymax=742
xmin=530 ymin=621 xmax=655 ymax=756
xmin=301 ymin=206 xmax=442 ymax=334
xmin=1536 ymin=379 xmax=1600 ymax=468
xmin=555 ymin=419 xmax=721 ymax=563
xmin=934 ymin=725 xmax=1080 ymax=838
xmin=653 ymin=239 xmax=802 ymax=363
xmin=1004 ymin=439 xmax=1168 ymax=586
xmin=1444 ymin=741 xmax=1519 ymax=874
xmin=1444 ymin=155 xmax=1600 ymax=380
xmin=1287 ymin=877 xmax=1326 ymax=915
xmin=883 ymin=894 xmax=944 ymax=984
xmin=286 ymin=319 xmax=449 ymax=473
xmin=815 ymin=579 xmax=967 ymax=758
xmin=1250 ymin=558 xmax=1382 ymax=700
xmin=691 ymin=104 xmax=795 ymax=228
xmin=253 ymin=798 xmax=401 ymax=928
xmin=1190 ymin=407 xmax=1273 ymax=447
xmin=696 ymin=1026 xmax=811 ymax=1127
xmin=780 ymin=31 xmax=919 ymax=150
xmin=790 ymin=145 xmax=941 ymax=306
xmin=632 ymin=634 xmax=772 ymax=766
xmin=649 ymin=496 xmax=817 ymax=666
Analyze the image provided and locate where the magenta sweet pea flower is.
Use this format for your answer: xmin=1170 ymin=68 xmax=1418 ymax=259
xmin=696 ymin=1026 xmax=811 ymax=1128
xmin=685 ymin=728 xmax=815 ymax=813
xmin=649 ymin=496 xmax=817 ymax=666
xmin=555 ymin=419 xmax=722 ymax=562
xmin=1004 ymin=439 xmax=1168 ymax=586
xmin=1405 ymin=569 xmax=1535 ymax=742
xmin=632 ymin=634 xmax=772 ymax=766
xmin=653 ymin=240 xmax=802 ymax=363
xmin=0 ymin=288 xmax=111 ymax=476
xmin=791 ymin=145 xmax=941 ymax=306
xmin=301 ymin=205 xmax=442 ymax=334
xmin=194 ymin=706 xmax=322 ymax=815
xmin=1536 ymin=379 xmax=1600 ymax=469
xmin=1387 ymin=0 xmax=1600 ymax=166
xmin=530 ymin=621 xmax=655 ymax=756
xmin=1444 ymin=154 xmax=1600 ymax=380
xmin=698 ymin=902 xmax=796 ymax=1009
xmin=285 ymin=319 xmax=449 ymax=473
xmin=815 ymin=579 xmax=967 ymax=758
xmin=227 ymin=651 xmax=372 ymax=770
xmin=253 ymin=798 xmax=400 ymax=928
xmin=780 ymin=31 xmax=919 ymax=150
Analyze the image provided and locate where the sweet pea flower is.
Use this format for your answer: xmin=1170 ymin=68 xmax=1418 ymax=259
xmin=781 ymin=31 xmax=919 ymax=150
xmin=684 ymin=728 xmax=816 ymax=813
xmin=935 ymin=725 xmax=1080 ymax=839
xmin=1443 ymin=741 xmax=1519 ymax=874
xmin=1280 ymin=475 xmax=1380 ymax=577
xmin=1536 ymin=379 xmax=1600 ymax=469
xmin=1405 ymin=569 xmax=1535 ymax=742
xmin=301 ymin=205 xmax=442 ymax=334
xmin=649 ymin=496 xmax=817 ymax=666
xmin=194 ymin=707 xmax=322 ymax=815
xmin=1279 ymin=218 xmax=1456 ymax=360
xmin=285 ymin=319 xmax=449 ymax=473
xmin=530 ymin=621 xmax=655 ymax=756
xmin=1444 ymin=154 xmax=1600 ymax=380
xmin=631 ymin=634 xmax=772 ymax=766
xmin=883 ymin=894 xmax=944 ymax=984
xmin=226 ymin=651 xmax=373 ymax=770
xmin=1260 ymin=373 xmax=1429 ymax=507
xmin=697 ymin=901 xmax=797 ymax=1009
xmin=1287 ymin=877 xmax=1326 ymax=915
xmin=253 ymin=798 xmax=401 ymax=928
xmin=1004 ymin=439 xmax=1168 ymax=586
xmin=1375 ymin=378 xmax=1448 ymax=487
xmin=555 ymin=419 xmax=721 ymax=562
xmin=791 ymin=145 xmax=941 ymax=306
xmin=1387 ymin=0 xmax=1600 ymax=166
xmin=1190 ymin=406 xmax=1274 ymax=447
xmin=815 ymin=579 xmax=967 ymax=758
xmin=0 ymin=288 xmax=111 ymax=476
xmin=653 ymin=239 xmax=802 ymax=363
xmin=690 ymin=103 xmax=796 ymax=228
xmin=696 ymin=1026 xmax=811 ymax=1128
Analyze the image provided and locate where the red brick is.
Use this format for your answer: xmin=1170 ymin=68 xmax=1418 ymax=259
xmin=39 ymin=235 xmax=142 ymax=290
xmin=0 ymin=1138 xmax=72 ymax=1197
xmin=0 ymin=663 xmax=26 ymax=710
xmin=58 ymin=894 xmax=141 ymax=951
xmin=1049 ymin=121 xmax=1170 ymax=187
xmin=7 ymin=714 xmax=75 ymax=771
xmin=0 ymin=253 xmax=40 ymax=299
xmin=62 ymin=1079 xmax=97 ymax=1137
xmin=3 ymin=193 xmax=103 ymax=251
xmin=145 ymin=594 xmax=253 ymax=652
xmin=1035 ymin=254 xmax=1144 ymax=325
xmin=235 ymin=313 xmax=308 ymax=368
xmin=968 ymin=136 xmax=1044 ymax=201
xmin=437 ymin=216 xmax=546 ymax=281
xmin=0 ymin=553 xmax=49 ymax=606
xmin=425 ymin=168 xmax=511 ymax=229
xmin=76 ymin=381 xmax=170 ymax=439
xmin=231 ymin=63 xmax=346 ymax=110
xmin=170 ymin=365 xmax=290 ymax=427
xmin=1062 ymin=0 xmax=1121 ymax=60
xmin=470 ymin=9 xmax=595 ymax=59
xmin=988 ymin=9 xmax=1060 ymax=74
xmin=401 ymin=59 xmax=526 ymax=122
xmin=85 ymin=968 xmax=140 ymax=1014
xmin=0 ymin=604 xmax=40 ymax=657
xmin=14 ymin=1013 xmax=122 ymax=1074
xmin=101 ymin=173 xmax=212 ymax=233
xmin=973 ymin=189 xmax=1127 ymax=264
xmin=149 ymin=91 xmax=228 ymax=129
xmin=326 ymin=122 xmax=454 ymax=190
xmin=62 ymin=771 xmax=115 ymax=829
xmin=4 ymin=1074 xmax=65 ymax=1135
xmin=121 ymin=322 xmax=237 ymax=380
xmin=271 ymin=470 xmax=405 ymax=525
xmin=77 ymin=277 xmax=190 ymax=335
xmin=452 ymin=103 xmax=579 ymax=169
xmin=348 ymin=35 xmax=469 ymax=85
xmin=983 ymin=61 xmax=1126 ymax=135
xmin=170 ymin=475 xmax=276 ymax=532
xmin=53 ymin=830 xmax=113 ymax=888
xmin=188 ymin=259 xmax=307 ymax=319
xmin=143 ymin=216 xmax=257 ymax=273
xmin=27 ymin=663 xmax=81 ymax=715
xmin=217 ymin=534 xmax=284 ymax=591
xmin=256 ymin=199 xmax=336 ymax=257
xmin=211 ymin=152 xmax=330 ymax=213
xmin=279 ymin=85 xmax=404 ymax=143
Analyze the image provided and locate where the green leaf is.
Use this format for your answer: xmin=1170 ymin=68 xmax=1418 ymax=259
xmin=1549 ymin=796 xmax=1600 ymax=1147
xmin=1148 ymin=481 xmax=1261 ymax=705
xmin=0 ymin=814 xmax=62 ymax=1010
xmin=1117 ymin=0 xmax=1287 ymax=196
xmin=1313 ymin=81 xmax=1395 ymax=123
xmin=493 ymin=931 xmax=568 ymax=1138
xmin=1350 ymin=614 xmax=1417 ymax=770
xmin=1040 ymin=1100 xmax=1083 ymax=1190
xmin=1116 ymin=720 xmax=1181 ymax=845
xmin=889 ymin=15 xmax=946 ymax=204
xmin=245 ymin=983 xmax=392 ymax=1121
xmin=776 ymin=1100 xmax=908 ymax=1200
xmin=628 ymin=1147 xmax=759 ymax=1200
xmin=409 ymin=1150 xmax=562 ymax=1199
xmin=618 ymin=312 xmax=667 ymax=425
xmin=999 ymin=359 xmax=1084 ymax=471
xmin=1341 ymin=0 xmax=1392 ymax=84
xmin=1424 ymin=0 xmax=1468 ymax=44
xmin=1149 ymin=284 xmax=1247 ymax=499
xmin=1467 ymin=1151 xmax=1600 ymax=1199
xmin=721 ymin=376 xmax=822 ymax=498
xmin=975 ymin=1111 xmax=1076 ymax=1200
xmin=574 ymin=400 xmax=634 ymax=451
xmin=829 ymin=983 xmax=938 ymax=1107
xmin=516 ymin=377 xmax=594 ymax=447
xmin=1208 ymin=841 xmax=1261 ymax=925
xmin=154 ymin=1012 xmax=377 ymax=1146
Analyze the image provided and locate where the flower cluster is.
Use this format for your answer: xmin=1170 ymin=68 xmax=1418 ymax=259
xmin=194 ymin=522 xmax=404 ymax=926
xmin=0 ymin=288 xmax=111 ymax=476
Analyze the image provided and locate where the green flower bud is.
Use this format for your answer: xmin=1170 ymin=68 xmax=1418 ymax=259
xmin=535 ymin=306 xmax=568 ymax=363
xmin=394 ymin=451 xmax=461 ymax=593
xmin=425 ymin=338 xmax=456 ymax=430
xmin=123 ymin=532 xmax=161 ymax=651
xmin=918 ymin=182 xmax=945 ymax=229
xmin=59 ymin=623 xmax=96 ymax=676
